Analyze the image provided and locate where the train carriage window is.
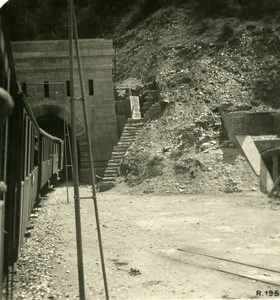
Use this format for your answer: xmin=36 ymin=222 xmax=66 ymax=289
xmin=34 ymin=133 xmax=39 ymax=167
xmin=44 ymin=139 xmax=46 ymax=161
xmin=30 ymin=125 xmax=34 ymax=171
xmin=0 ymin=123 xmax=6 ymax=182
xmin=21 ymin=82 xmax=27 ymax=96
xmin=46 ymin=139 xmax=48 ymax=161
xmin=24 ymin=117 xmax=27 ymax=177
xmin=47 ymin=139 xmax=49 ymax=160
xmin=28 ymin=120 xmax=32 ymax=176
xmin=44 ymin=139 xmax=47 ymax=161
xmin=42 ymin=138 xmax=45 ymax=162
xmin=45 ymin=139 xmax=47 ymax=161
xmin=44 ymin=81 xmax=49 ymax=98
xmin=21 ymin=112 xmax=25 ymax=179
xmin=42 ymin=138 xmax=44 ymax=162
xmin=0 ymin=57 xmax=7 ymax=88
xmin=48 ymin=139 xmax=50 ymax=160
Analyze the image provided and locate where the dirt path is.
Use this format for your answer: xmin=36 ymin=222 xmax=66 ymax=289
xmin=44 ymin=185 xmax=280 ymax=299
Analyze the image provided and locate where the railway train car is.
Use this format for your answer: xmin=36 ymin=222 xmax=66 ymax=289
xmin=0 ymin=7 xmax=64 ymax=296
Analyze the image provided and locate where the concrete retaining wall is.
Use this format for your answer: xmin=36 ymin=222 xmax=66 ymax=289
xmin=222 ymin=112 xmax=276 ymax=141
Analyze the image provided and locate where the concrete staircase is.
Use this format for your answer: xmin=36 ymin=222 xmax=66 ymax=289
xmin=100 ymin=118 xmax=144 ymax=191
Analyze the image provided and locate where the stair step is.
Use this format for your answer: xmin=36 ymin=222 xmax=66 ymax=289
xmin=104 ymin=168 xmax=118 ymax=173
xmin=119 ymin=138 xmax=134 ymax=142
xmin=111 ymin=154 xmax=124 ymax=158
xmin=102 ymin=178 xmax=116 ymax=183
xmin=124 ymin=127 xmax=142 ymax=131
xmin=111 ymin=157 xmax=124 ymax=161
xmin=104 ymin=171 xmax=118 ymax=176
xmin=112 ymin=149 xmax=129 ymax=154
xmin=122 ymin=128 xmax=141 ymax=131
xmin=121 ymin=132 xmax=138 ymax=136
xmin=107 ymin=163 xmax=119 ymax=167
xmin=110 ymin=159 xmax=122 ymax=163
xmin=118 ymin=141 xmax=133 ymax=145
xmin=112 ymin=150 xmax=127 ymax=155
xmin=103 ymin=168 xmax=118 ymax=173
xmin=111 ymin=151 xmax=127 ymax=156
xmin=120 ymin=136 xmax=137 ymax=140
xmin=105 ymin=167 xmax=118 ymax=172
xmin=123 ymin=126 xmax=141 ymax=130
xmin=113 ymin=145 xmax=130 ymax=149
xmin=118 ymin=139 xmax=133 ymax=142
xmin=114 ymin=142 xmax=131 ymax=145
xmin=119 ymin=138 xmax=135 ymax=142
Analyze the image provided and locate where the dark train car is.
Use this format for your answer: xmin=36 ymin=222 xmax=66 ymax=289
xmin=0 ymin=6 xmax=64 ymax=296
xmin=53 ymin=136 xmax=64 ymax=179
xmin=39 ymin=129 xmax=64 ymax=189
xmin=0 ymin=9 xmax=19 ymax=298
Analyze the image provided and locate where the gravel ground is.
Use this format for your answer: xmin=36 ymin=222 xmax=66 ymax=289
xmin=4 ymin=184 xmax=280 ymax=299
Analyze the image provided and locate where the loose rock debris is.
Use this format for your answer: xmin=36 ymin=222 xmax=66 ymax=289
xmin=129 ymin=268 xmax=142 ymax=276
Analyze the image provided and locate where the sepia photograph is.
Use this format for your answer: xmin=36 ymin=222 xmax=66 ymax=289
xmin=1 ymin=0 xmax=280 ymax=299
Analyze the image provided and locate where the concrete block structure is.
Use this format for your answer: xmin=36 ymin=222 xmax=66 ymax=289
xmin=11 ymin=39 xmax=118 ymax=182
xmin=222 ymin=111 xmax=280 ymax=194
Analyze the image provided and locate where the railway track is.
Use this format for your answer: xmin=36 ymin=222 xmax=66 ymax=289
xmin=156 ymin=247 xmax=280 ymax=288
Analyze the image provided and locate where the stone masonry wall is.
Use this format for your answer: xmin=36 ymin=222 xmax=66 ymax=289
xmin=11 ymin=39 xmax=118 ymax=181
xmin=222 ymin=111 xmax=277 ymax=141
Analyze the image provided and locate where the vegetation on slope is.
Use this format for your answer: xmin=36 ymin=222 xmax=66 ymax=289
xmin=115 ymin=5 xmax=280 ymax=194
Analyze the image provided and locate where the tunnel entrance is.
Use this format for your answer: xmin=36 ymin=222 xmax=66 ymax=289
xmin=36 ymin=115 xmax=80 ymax=182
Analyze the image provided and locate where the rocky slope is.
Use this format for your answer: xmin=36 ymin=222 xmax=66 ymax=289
xmin=113 ymin=5 xmax=280 ymax=194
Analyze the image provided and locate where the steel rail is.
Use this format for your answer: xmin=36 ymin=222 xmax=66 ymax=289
xmin=157 ymin=253 xmax=280 ymax=288
xmin=177 ymin=248 xmax=280 ymax=274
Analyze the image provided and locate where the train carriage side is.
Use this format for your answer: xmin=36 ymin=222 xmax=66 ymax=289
xmin=0 ymin=5 xmax=45 ymax=282
xmin=0 ymin=13 xmax=9 ymax=299
xmin=58 ymin=139 xmax=64 ymax=174
xmin=0 ymin=8 xmax=26 ymax=291
xmin=0 ymin=7 xmax=65 ymax=296
xmin=53 ymin=138 xmax=64 ymax=178
xmin=19 ymin=110 xmax=41 ymax=247
xmin=39 ymin=130 xmax=64 ymax=188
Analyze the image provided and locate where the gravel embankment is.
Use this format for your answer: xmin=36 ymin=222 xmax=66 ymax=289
xmin=4 ymin=191 xmax=67 ymax=299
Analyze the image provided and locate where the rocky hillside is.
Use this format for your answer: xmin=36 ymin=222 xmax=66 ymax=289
xmin=113 ymin=5 xmax=280 ymax=194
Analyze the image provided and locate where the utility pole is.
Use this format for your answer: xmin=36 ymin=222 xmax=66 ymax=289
xmin=68 ymin=0 xmax=86 ymax=298
xmin=68 ymin=0 xmax=110 ymax=299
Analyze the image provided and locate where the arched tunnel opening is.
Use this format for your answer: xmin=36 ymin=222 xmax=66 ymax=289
xmin=36 ymin=115 xmax=81 ymax=183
